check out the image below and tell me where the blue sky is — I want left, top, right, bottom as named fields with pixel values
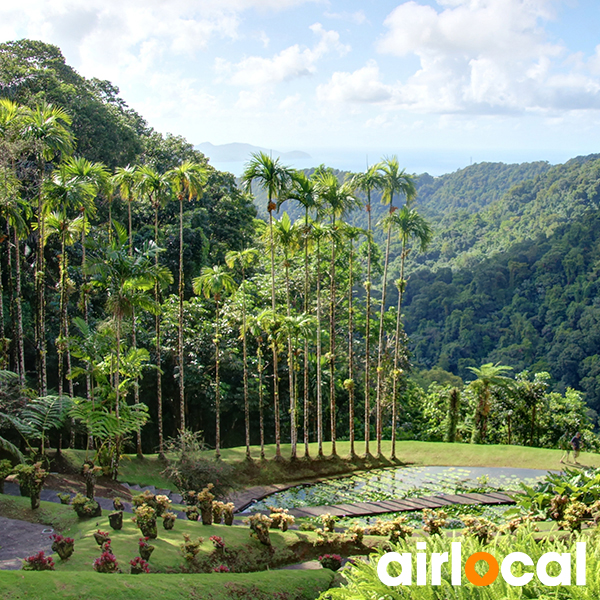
left=1, top=1, right=600, bottom=174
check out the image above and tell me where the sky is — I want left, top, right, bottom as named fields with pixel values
left=2, top=0, right=600, bottom=175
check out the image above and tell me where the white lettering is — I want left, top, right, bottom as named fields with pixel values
left=501, top=552, right=534, bottom=586
left=537, top=552, right=571, bottom=586
left=377, top=552, right=412, bottom=586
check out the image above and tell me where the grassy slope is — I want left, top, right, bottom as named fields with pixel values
left=64, top=441, right=598, bottom=491
left=0, top=570, right=335, bottom=600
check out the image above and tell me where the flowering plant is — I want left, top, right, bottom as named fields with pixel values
left=93, top=550, right=119, bottom=573
left=93, top=530, right=111, bottom=546
left=22, top=551, right=55, bottom=571
left=209, top=535, right=226, bottom=551
left=213, top=564, right=230, bottom=572
left=51, top=533, right=75, bottom=560
left=318, top=553, right=342, bottom=571
left=129, top=556, right=151, bottom=574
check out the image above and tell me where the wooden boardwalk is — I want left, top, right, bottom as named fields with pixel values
left=286, top=491, right=515, bottom=518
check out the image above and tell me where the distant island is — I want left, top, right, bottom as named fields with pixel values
left=196, top=141, right=312, bottom=163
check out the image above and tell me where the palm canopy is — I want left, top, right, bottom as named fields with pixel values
left=42, top=161, right=97, bottom=217
left=352, top=163, right=384, bottom=199
left=192, top=265, right=236, bottom=301
left=136, top=165, right=172, bottom=209
left=43, top=211, right=87, bottom=246
left=270, top=212, right=300, bottom=257
left=225, top=247, right=259, bottom=274
left=113, top=165, right=138, bottom=201
left=378, top=156, right=416, bottom=208
left=312, top=169, right=358, bottom=221
left=66, top=156, right=112, bottom=202
left=282, top=170, right=318, bottom=213
left=241, top=152, right=294, bottom=212
left=22, top=102, right=74, bottom=161
left=467, top=363, right=513, bottom=390
left=387, top=205, right=433, bottom=252
left=86, top=223, right=173, bottom=320
left=166, top=161, right=206, bottom=201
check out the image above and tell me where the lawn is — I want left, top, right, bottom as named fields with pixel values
left=57, top=440, right=596, bottom=491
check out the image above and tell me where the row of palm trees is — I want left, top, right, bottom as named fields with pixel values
left=1, top=97, right=435, bottom=461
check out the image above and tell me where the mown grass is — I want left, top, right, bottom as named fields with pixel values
left=59, top=441, right=596, bottom=491
left=0, top=569, right=335, bottom=600
left=0, top=495, right=79, bottom=532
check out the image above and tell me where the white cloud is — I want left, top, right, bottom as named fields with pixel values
left=368, top=0, right=600, bottom=114
left=216, top=22, right=350, bottom=87
left=317, top=60, right=394, bottom=104
left=323, top=10, right=367, bottom=24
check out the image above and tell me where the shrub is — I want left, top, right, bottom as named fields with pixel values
left=180, top=533, right=204, bottom=570
left=155, top=494, right=171, bottom=516
left=132, top=490, right=158, bottom=510
left=345, top=523, right=365, bottom=545
left=164, top=430, right=235, bottom=498
left=93, top=550, right=119, bottom=573
left=133, top=504, right=157, bottom=539
left=57, top=492, right=71, bottom=505
left=184, top=505, right=200, bottom=521
left=163, top=511, right=177, bottom=530
left=22, top=551, right=54, bottom=571
left=93, top=530, right=111, bottom=547
left=0, top=459, right=13, bottom=493
left=213, top=564, right=230, bottom=572
left=223, top=502, right=235, bottom=526
left=72, top=492, right=101, bottom=518
left=51, top=533, right=75, bottom=560
left=246, top=513, right=272, bottom=546
left=113, top=497, right=125, bottom=511
left=210, top=535, right=226, bottom=551
left=318, top=513, right=337, bottom=533
left=319, top=554, right=342, bottom=571
left=13, top=462, right=47, bottom=510
left=560, top=500, right=590, bottom=533
left=129, top=556, right=150, bottom=574
left=81, top=461, right=102, bottom=499
left=198, top=485, right=215, bottom=525
left=462, top=516, right=498, bottom=544
left=138, top=537, right=155, bottom=561
left=213, top=500, right=225, bottom=524
left=422, top=509, right=447, bottom=536
left=368, top=517, right=413, bottom=543
left=269, top=507, right=295, bottom=531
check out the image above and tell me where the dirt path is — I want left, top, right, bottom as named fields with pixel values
left=0, top=516, right=54, bottom=570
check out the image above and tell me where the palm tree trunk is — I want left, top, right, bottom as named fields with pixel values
left=329, top=226, right=337, bottom=457
left=58, top=235, right=66, bottom=399
left=316, top=237, right=323, bottom=458
left=178, top=195, right=186, bottom=432
left=82, top=223, right=94, bottom=451
left=6, top=222, right=16, bottom=374
left=115, top=315, right=121, bottom=420
left=390, top=241, right=407, bottom=459
left=303, top=211, right=310, bottom=458
left=13, top=226, right=25, bottom=385
left=364, top=199, right=372, bottom=456
left=376, top=199, right=395, bottom=457
left=154, top=205, right=164, bottom=459
left=215, top=298, right=221, bottom=459
left=242, top=278, right=251, bottom=460
left=258, top=345, right=265, bottom=460
left=348, top=235, right=355, bottom=458
left=36, top=160, right=47, bottom=397
left=268, top=207, right=281, bottom=460
left=0, top=235, right=6, bottom=370
left=285, top=260, right=297, bottom=460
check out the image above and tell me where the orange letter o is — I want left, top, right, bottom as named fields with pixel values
left=464, top=552, right=499, bottom=587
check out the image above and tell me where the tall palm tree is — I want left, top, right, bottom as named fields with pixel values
left=257, top=308, right=285, bottom=459
left=375, top=157, right=416, bottom=457
left=193, top=265, right=236, bottom=459
left=137, top=165, right=172, bottom=458
left=42, top=211, right=86, bottom=398
left=0, top=99, right=29, bottom=377
left=387, top=205, right=432, bottom=458
left=284, top=171, right=317, bottom=457
left=272, top=212, right=301, bottom=458
left=245, top=314, right=267, bottom=459
left=165, top=161, right=206, bottom=432
left=22, top=102, right=74, bottom=396
left=225, top=247, right=258, bottom=461
left=86, top=224, right=172, bottom=424
left=309, top=221, right=327, bottom=457
left=313, top=169, right=357, bottom=457
left=352, top=164, right=383, bottom=456
left=242, top=152, right=293, bottom=460
left=341, top=223, right=362, bottom=458
left=467, top=363, right=513, bottom=444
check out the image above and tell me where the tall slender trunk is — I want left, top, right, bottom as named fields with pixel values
left=348, top=235, right=355, bottom=457
left=178, top=195, right=185, bottom=432
left=215, top=297, right=221, bottom=459
left=364, top=198, right=372, bottom=456
left=6, top=222, right=16, bottom=374
left=316, top=237, right=323, bottom=458
left=82, top=222, right=94, bottom=451
left=115, top=315, right=121, bottom=420
left=375, top=196, right=395, bottom=456
left=258, top=344, right=265, bottom=460
left=36, top=158, right=47, bottom=397
left=285, top=259, right=296, bottom=460
left=57, top=234, right=66, bottom=399
left=242, top=277, right=250, bottom=460
left=13, top=226, right=25, bottom=385
left=329, top=224, right=337, bottom=457
left=268, top=207, right=281, bottom=459
left=0, top=233, right=6, bottom=370
left=391, top=242, right=407, bottom=460
left=303, top=212, right=310, bottom=458
left=154, top=205, right=164, bottom=458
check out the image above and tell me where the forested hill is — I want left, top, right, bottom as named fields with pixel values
left=398, top=154, right=600, bottom=414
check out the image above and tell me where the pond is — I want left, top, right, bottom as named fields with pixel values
left=244, top=466, right=551, bottom=513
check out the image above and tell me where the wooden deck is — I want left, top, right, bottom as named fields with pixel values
left=286, top=491, right=515, bottom=518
